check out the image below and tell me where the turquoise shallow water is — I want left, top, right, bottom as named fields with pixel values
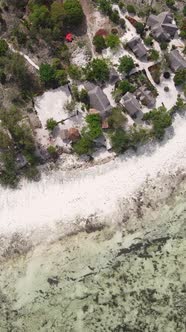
left=0, top=173, right=186, bottom=331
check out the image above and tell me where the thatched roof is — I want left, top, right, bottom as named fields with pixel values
left=147, top=11, right=177, bottom=41
left=168, top=50, right=186, bottom=72
left=121, top=92, right=141, bottom=116
left=128, top=37, right=147, bottom=59
left=84, top=83, right=112, bottom=118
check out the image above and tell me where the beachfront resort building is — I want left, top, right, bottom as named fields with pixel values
left=168, top=49, right=186, bottom=72
left=147, top=12, right=177, bottom=41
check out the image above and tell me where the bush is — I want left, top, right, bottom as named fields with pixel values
left=73, top=136, right=93, bottom=155
left=120, top=18, right=126, bottom=29
left=143, top=106, right=172, bottom=139
left=68, top=64, right=82, bottom=79
left=106, top=34, right=120, bottom=49
left=86, top=58, right=109, bottom=82
left=29, top=5, right=50, bottom=28
left=0, top=39, right=8, bottom=56
left=9, top=53, right=36, bottom=94
left=39, top=63, right=55, bottom=87
left=127, top=4, right=136, bottom=14
left=109, top=9, right=120, bottom=24
left=93, top=35, right=106, bottom=53
left=52, top=58, right=62, bottom=69
left=174, top=68, right=186, bottom=86
left=160, top=41, right=168, bottom=50
left=184, top=5, right=186, bottom=16
left=118, top=55, right=135, bottom=74
left=117, top=80, right=135, bottom=95
left=144, top=36, right=153, bottom=46
left=111, top=129, right=130, bottom=153
left=85, top=113, right=102, bottom=140
left=99, top=0, right=112, bottom=15
left=63, top=0, right=84, bottom=26
left=108, top=107, right=127, bottom=129
left=129, top=127, right=150, bottom=146
left=46, top=118, right=58, bottom=131
left=166, top=0, right=175, bottom=7
left=180, top=18, right=186, bottom=37
left=149, top=49, right=159, bottom=61
left=55, top=69, right=68, bottom=85
left=0, top=152, right=17, bottom=188
left=47, top=145, right=58, bottom=159
left=0, top=69, right=6, bottom=84
left=135, top=22, right=144, bottom=35
left=79, top=89, right=89, bottom=105
left=51, top=1, right=65, bottom=27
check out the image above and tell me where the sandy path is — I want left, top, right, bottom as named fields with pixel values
left=7, top=42, right=39, bottom=70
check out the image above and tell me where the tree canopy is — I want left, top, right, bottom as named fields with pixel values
left=118, top=56, right=135, bottom=75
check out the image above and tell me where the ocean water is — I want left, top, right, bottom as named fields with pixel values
left=0, top=172, right=185, bottom=332
left=0, top=114, right=186, bottom=331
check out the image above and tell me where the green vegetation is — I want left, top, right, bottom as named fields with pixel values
left=86, top=58, right=109, bottom=83
left=110, top=9, right=120, bottom=24
left=149, top=49, right=160, bottom=61
left=29, top=5, right=50, bottom=28
left=85, top=114, right=102, bottom=140
left=180, top=18, right=186, bottom=39
left=63, top=0, right=84, bottom=26
left=108, top=107, right=127, bottom=129
left=93, top=35, right=106, bottom=53
left=0, top=107, right=37, bottom=187
left=127, top=4, right=136, bottom=14
left=0, top=39, right=8, bottom=56
left=73, top=114, right=102, bottom=155
left=68, top=64, right=82, bottom=80
left=118, top=56, right=135, bottom=75
left=39, top=63, right=56, bottom=87
left=144, top=36, right=153, bottom=46
left=111, top=126, right=151, bottom=154
left=98, top=0, right=112, bottom=15
left=111, top=129, right=130, bottom=153
left=55, top=69, right=68, bottom=85
left=39, top=63, right=68, bottom=88
left=46, top=118, right=58, bottom=131
left=174, top=68, right=186, bottom=86
left=79, top=89, right=89, bottom=106
left=106, top=34, right=120, bottom=49
left=117, top=80, right=135, bottom=95
left=47, top=145, right=58, bottom=159
left=143, top=106, right=172, bottom=139
left=184, top=5, right=186, bottom=16
left=166, top=0, right=175, bottom=8
left=135, top=22, right=144, bottom=35
left=73, top=135, right=93, bottom=155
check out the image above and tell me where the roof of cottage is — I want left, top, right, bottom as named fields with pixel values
left=109, top=67, right=119, bottom=84
left=128, top=36, right=147, bottom=58
left=136, top=86, right=155, bottom=107
left=147, top=11, right=177, bottom=41
left=84, top=83, right=112, bottom=118
left=121, top=92, right=141, bottom=116
left=168, top=49, right=186, bottom=72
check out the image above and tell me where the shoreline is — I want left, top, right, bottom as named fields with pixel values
left=0, top=165, right=185, bottom=262
left=0, top=164, right=185, bottom=331
left=0, top=113, right=186, bottom=256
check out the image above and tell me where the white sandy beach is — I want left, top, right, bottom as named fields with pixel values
left=0, top=113, right=186, bottom=241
